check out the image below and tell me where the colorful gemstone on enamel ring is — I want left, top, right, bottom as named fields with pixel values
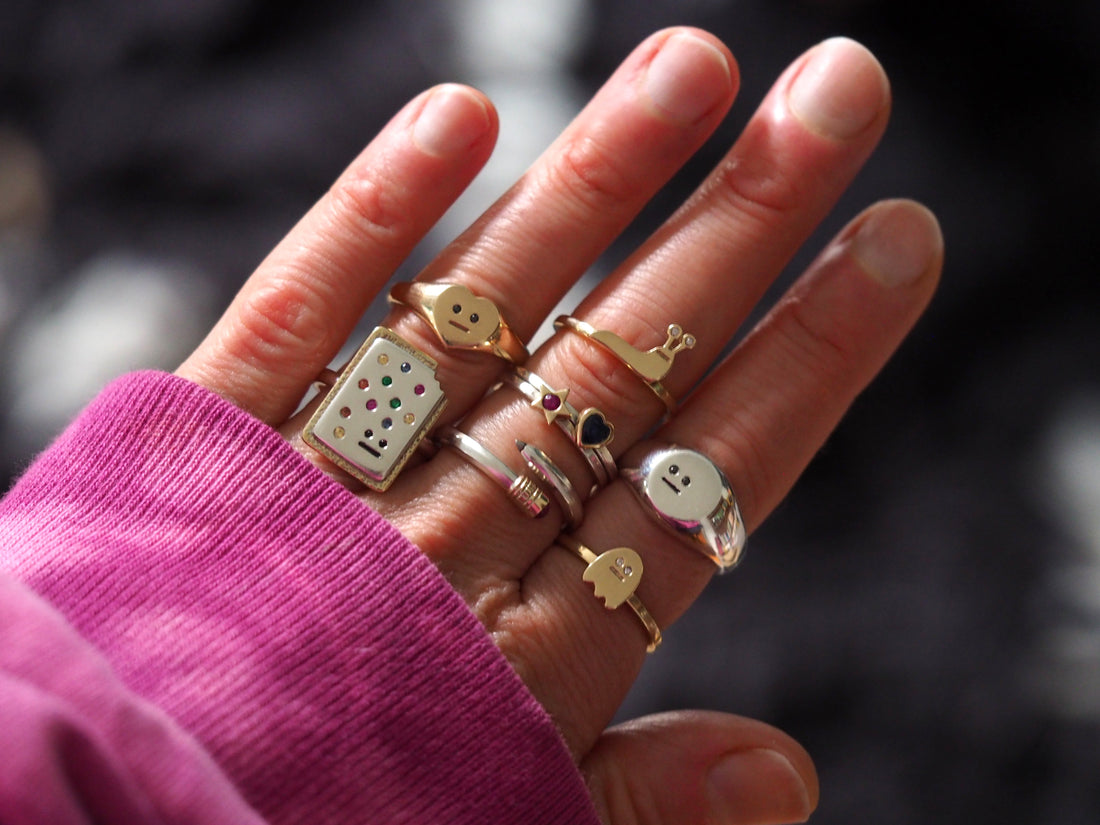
left=500, top=367, right=617, bottom=489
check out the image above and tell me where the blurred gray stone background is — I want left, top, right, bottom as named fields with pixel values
left=2, top=1, right=1098, bottom=822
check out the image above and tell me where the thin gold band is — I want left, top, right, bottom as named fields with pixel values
left=553, top=316, right=696, bottom=414
left=558, top=535, right=662, bottom=653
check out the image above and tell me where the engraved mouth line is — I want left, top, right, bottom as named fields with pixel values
left=661, top=477, right=681, bottom=495
left=358, top=441, right=382, bottom=458
left=447, top=320, right=470, bottom=332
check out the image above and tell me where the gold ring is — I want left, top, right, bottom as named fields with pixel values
left=500, top=367, right=617, bottom=489
left=553, top=316, right=696, bottom=414
left=389, top=282, right=529, bottom=363
left=303, top=326, right=448, bottom=491
left=558, top=535, right=662, bottom=653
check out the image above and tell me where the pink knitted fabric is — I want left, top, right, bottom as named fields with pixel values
left=0, top=371, right=600, bottom=824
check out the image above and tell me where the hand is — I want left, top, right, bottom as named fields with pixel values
left=177, top=28, right=941, bottom=825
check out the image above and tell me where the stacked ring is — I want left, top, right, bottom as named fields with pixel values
left=558, top=535, right=662, bottom=653
left=517, top=440, right=584, bottom=529
left=553, top=316, right=695, bottom=414
left=389, top=282, right=529, bottom=363
left=436, top=427, right=550, bottom=518
left=501, top=367, right=617, bottom=489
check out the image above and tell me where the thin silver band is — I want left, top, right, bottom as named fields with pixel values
left=436, top=427, right=549, bottom=518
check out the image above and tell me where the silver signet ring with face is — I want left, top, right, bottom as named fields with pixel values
left=623, top=445, right=746, bottom=571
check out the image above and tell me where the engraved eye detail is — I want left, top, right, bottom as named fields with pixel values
left=469, top=312, right=480, bottom=324
left=452, top=304, right=462, bottom=314
left=646, top=448, right=726, bottom=522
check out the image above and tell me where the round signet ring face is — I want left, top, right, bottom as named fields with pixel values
left=642, top=448, right=727, bottom=525
left=625, top=445, right=746, bottom=571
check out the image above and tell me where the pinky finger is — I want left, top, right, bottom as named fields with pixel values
left=687, top=197, right=943, bottom=530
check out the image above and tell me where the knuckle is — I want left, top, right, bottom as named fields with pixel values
left=588, top=765, right=661, bottom=825
left=778, top=292, right=857, bottom=375
left=714, top=148, right=811, bottom=226
left=553, top=333, right=656, bottom=425
left=544, top=134, right=638, bottom=216
left=325, top=172, right=413, bottom=248
left=230, top=276, right=334, bottom=365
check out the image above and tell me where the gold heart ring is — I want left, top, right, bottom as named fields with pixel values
left=389, top=282, right=529, bottom=363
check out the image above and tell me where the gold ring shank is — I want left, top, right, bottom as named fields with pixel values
left=558, top=535, right=662, bottom=653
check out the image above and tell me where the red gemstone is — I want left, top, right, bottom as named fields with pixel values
left=542, top=393, right=561, bottom=411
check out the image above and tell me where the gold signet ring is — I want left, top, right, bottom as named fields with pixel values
left=389, top=282, right=529, bottom=364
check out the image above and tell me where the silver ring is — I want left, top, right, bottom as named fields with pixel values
left=622, top=444, right=746, bottom=571
left=516, top=439, right=584, bottom=529
left=436, top=427, right=550, bottom=518
left=500, top=367, right=617, bottom=488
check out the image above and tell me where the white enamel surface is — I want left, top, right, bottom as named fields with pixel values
left=310, top=330, right=444, bottom=486
left=643, top=447, right=726, bottom=524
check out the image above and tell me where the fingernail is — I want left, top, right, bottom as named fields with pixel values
left=787, top=37, right=889, bottom=139
left=644, top=31, right=732, bottom=124
left=706, top=749, right=813, bottom=825
left=850, top=199, right=943, bottom=288
left=413, top=84, right=492, bottom=158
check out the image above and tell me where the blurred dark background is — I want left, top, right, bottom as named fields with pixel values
left=2, top=1, right=1098, bottom=822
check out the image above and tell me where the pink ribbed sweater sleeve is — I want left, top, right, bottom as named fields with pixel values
left=0, top=371, right=600, bottom=825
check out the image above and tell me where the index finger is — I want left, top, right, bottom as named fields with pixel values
left=176, top=84, right=498, bottom=423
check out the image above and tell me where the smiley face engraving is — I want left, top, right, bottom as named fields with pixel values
left=435, top=285, right=502, bottom=349
left=644, top=447, right=726, bottom=525
left=582, top=547, right=644, bottom=610
left=625, top=444, right=747, bottom=570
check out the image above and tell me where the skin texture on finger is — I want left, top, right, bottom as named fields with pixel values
left=501, top=199, right=943, bottom=755
left=397, top=37, right=892, bottom=589
left=583, top=711, right=817, bottom=825
left=176, top=84, right=499, bottom=424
